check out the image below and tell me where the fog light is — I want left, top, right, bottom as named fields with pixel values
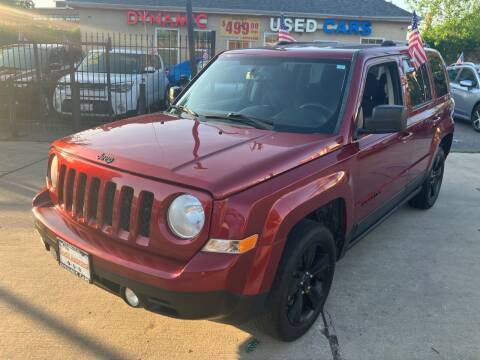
left=124, top=288, right=140, bottom=307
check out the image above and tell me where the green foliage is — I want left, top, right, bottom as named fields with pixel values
left=0, top=0, right=35, bottom=8
left=407, top=0, right=480, bottom=63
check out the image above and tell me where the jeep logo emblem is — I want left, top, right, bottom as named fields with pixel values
left=97, top=153, right=115, bottom=164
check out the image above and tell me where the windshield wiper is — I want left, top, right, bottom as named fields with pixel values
left=169, top=104, right=199, bottom=118
left=204, top=112, right=274, bottom=130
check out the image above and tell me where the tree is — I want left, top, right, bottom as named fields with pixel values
left=407, top=0, right=480, bottom=62
left=0, top=0, right=34, bottom=7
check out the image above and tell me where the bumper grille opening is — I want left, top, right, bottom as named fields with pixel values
left=88, top=177, right=100, bottom=221
left=65, top=169, right=76, bottom=212
left=76, top=173, right=87, bottom=216
left=120, top=186, right=134, bottom=231
left=139, top=191, right=154, bottom=237
left=58, top=165, right=66, bottom=203
left=103, top=182, right=116, bottom=226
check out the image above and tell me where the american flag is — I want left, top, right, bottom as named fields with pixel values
left=278, top=15, right=296, bottom=43
left=408, top=11, right=427, bottom=69
left=456, top=52, right=464, bottom=65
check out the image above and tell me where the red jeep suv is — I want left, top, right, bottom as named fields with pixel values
left=33, top=43, right=454, bottom=341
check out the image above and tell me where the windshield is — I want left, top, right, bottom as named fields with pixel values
left=77, top=52, right=160, bottom=74
left=0, top=46, right=48, bottom=70
left=175, top=55, right=350, bottom=133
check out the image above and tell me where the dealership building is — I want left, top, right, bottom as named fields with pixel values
left=66, top=0, right=411, bottom=62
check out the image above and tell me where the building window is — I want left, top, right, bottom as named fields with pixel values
left=227, top=39, right=250, bottom=50
left=361, top=37, right=384, bottom=45
left=156, top=28, right=179, bottom=66
left=264, top=32, right=278, bottom=46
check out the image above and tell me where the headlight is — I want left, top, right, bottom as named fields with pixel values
left=48, top=155, right=59, bottom=189
left=167, top=194, right=205, bottom=239
left=111, top=82, right=133, bottom=93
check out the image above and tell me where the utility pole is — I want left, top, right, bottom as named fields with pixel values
left=186, top=0, right=197, bottom=78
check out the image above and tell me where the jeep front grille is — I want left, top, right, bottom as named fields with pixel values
left=56, top=166, right=153, bottom=240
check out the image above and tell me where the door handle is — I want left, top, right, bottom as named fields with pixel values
left=399, top=131, right=413, bottom=142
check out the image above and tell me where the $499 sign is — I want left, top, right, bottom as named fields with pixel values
left=220, top=17, right=261, bottom=41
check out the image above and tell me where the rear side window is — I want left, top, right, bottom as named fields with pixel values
left=428, top=53, right=449, bottom=97
left=448, top=68, right=460, bottom=83
left=457, top=68, right=478, bottom=87
left=402, top=59, right=432, bottom=107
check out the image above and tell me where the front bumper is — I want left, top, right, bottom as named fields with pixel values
left=33, top=191, right=267, bottom=324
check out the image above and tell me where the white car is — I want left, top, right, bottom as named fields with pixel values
left=54, top=48, right=169, bottom=117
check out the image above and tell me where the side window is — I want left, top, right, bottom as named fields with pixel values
left=457, top=68, right=478, bottom=87
left=428, top=53, right=449, bottom=97
left=358, top=62, right=402, bottom=127
left=402, top=59, right=432, bottom=107
left=448, top=68, right=460, bottom=83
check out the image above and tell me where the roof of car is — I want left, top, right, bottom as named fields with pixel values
left=223, top=42, right=413, bottom=59
left=88, top=48, right=153, bottom=55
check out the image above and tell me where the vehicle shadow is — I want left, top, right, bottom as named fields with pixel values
left=0, top=285, right=126, bottom=359
left=234, top=319, right=331, bottom=360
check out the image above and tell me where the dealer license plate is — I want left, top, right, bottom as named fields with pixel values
left=80, top=103, right=93, bottom=112
left=58, top=239, right=91, bottom=283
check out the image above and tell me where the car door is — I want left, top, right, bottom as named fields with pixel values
left=353, top=58, right=413, bottom=231
left=451, top=67, right=480, bottom=118
left=447, top=66, right=462, bottom=117
left=400, top=56, right=437, bottom=185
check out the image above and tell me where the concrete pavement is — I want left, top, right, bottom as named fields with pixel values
left=0, top=141, right=479, bottom=360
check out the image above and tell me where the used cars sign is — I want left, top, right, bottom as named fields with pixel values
left=270, top=17, right=372, bottom=36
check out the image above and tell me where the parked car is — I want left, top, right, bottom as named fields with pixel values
left=166, top=58, right=207, bottom=86
left=0, top=43, right=82, bottom=117
left=448, top=63, right=480, bottom=131
left=33, top=43, right=454, bottom=341
left=53, top=48, right=169, bottom=117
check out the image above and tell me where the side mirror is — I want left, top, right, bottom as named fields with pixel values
left=144, top=66, right=156, bottom=73
left=169, top=86, right=182, bottom=104
left=459, top=79, right=474, bottom=88
left=361, top=105, right=407, bottom=134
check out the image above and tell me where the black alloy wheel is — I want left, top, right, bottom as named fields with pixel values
left=409, top=148, right=446, bottom=209
left=256, top=220, right=336, bottom=341
left=286, top=244, right=331, bottom=326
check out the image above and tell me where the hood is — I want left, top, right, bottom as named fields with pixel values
left=0, top=68, right=36, bottom=82
left=53, top=114, right=343, bottom=199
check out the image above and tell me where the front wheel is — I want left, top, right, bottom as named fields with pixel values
left=472, top=104, right=480, bottom=132
left=256, top=220, right=336, bottom=341
left=409, top=148, right=445, bottom=209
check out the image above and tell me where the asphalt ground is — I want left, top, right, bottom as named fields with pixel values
left=0, top=140, right=479, bottom=360
left=452, top=118, right=480, bottom=152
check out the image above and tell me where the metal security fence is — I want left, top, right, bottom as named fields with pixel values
left=0, top=31, right=215, bottom=141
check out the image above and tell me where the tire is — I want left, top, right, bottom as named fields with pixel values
left=409, top=148, right=445, bottom=209
left=472, top=103, right=480, bottom=132
left=256, top=219, right=336, bottom=341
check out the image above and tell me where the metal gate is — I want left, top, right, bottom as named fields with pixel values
left=0, top=31, right=215, bottom=141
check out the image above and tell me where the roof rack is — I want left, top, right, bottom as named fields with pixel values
left=272, top=39, right=406, bottom=50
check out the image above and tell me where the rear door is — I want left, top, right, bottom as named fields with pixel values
left=400, top=57, right=437, bottom=186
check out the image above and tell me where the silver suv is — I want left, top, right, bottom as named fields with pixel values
left=448, top=63, right=480, bottom=132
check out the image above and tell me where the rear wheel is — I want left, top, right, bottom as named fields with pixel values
left=256, top=220, right=336, bottom=341
left=409, top=148, right=445, bottom=209
left=472, top=104, right=480, bottom=132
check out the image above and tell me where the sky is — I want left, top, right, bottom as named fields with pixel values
left=34, top=0, right=412, bottom=10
